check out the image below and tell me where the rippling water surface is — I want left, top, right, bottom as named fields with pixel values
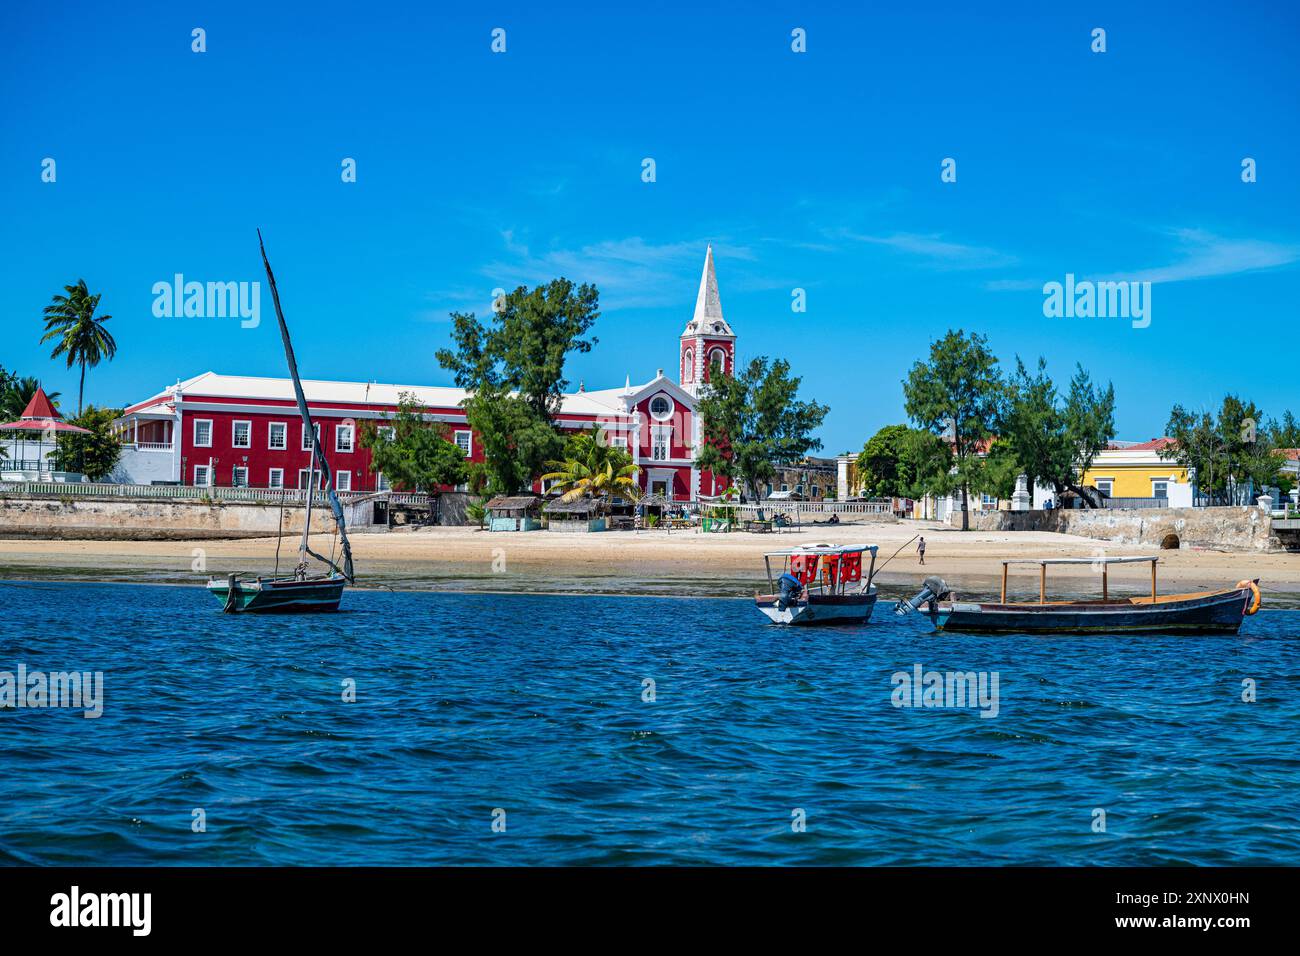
left=1, top=581, right=1297, bottom=865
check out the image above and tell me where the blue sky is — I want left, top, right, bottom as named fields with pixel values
left=2, top=0, right=1297, bottom=453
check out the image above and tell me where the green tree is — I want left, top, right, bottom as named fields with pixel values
left=856, top=424, right=911, bottom=498
left=466, top=497, right=489, bottom=530
left=359, top=391, right=468, bottom=493
left=898, top=427, right=957, bottom=501
left=1163, top=395, right=1287, bottom=504
left=856, top=423, right=955, bottom=500
left=1268, top=410, right=1300, bottom=449
left=462, top=384, right=562, bottom=495
left=53, top=406, right=123, bottom=480
left=969, top=438, right=1022, bottom=503
left=903, top=330, right=1004, bottom=529
left=434, top=279, right=599, bottom=492
left=41, top=279, right=117, bottom=415
left=1001, top=358, right=1115, bottom=507
left=695, top=356, right=829, bottom=501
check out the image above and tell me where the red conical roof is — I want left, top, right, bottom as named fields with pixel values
left=20, top=387, right=60, bottom=420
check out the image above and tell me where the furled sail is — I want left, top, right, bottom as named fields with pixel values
left=257, top=230, right=355, bottom=583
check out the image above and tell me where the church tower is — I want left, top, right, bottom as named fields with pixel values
left=679, top=245, right=736, bottom=396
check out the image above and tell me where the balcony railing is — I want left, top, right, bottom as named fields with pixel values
left=121, top=442, right=174, bottom=452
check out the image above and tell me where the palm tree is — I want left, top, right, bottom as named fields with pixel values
left=41, top=279, right=116, bottom=415
left=541, top=426, right=642, bottom=506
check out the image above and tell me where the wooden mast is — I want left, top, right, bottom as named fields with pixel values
left=258, top=230, right=355, bottom=583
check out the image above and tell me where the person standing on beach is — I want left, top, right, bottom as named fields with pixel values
left=917, top=536, right=926, bottom=565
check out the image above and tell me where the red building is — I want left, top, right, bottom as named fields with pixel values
left=114, top=247, right=737, bottom=501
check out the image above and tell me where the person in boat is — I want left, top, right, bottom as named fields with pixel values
left=776, top=571, right=804, bottom=609
left=917, top=536, right=926, bottom=565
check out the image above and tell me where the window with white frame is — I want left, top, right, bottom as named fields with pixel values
left=453, top=429, right=472, bottom=457
left=649, top=394, right=673, bottom=421
left=708, top=347, right=727, bottom=373
left=232, top=420, right=251, bottom=448
left=981, top=493, right=996, bottom=506
left=376, top=472, right=389, bottom=491
left=1152, top=480, right=1168, bottom=499
left=193, top=419, right=212, bottom=447
left=335, top=470, right=351, bottom=491
left=651, top=425, right=671, bottom=461
left=682, top=348, right=694, bottom=382
left=1095, top=479, right=1113, bottom=497
left=298, top=468, right=321, bottom=490
left=232, top=466, right=248, bottom=487
left=193, top=464, right=211, bottom=486
left=336, top=423, right=354, bottom=453
left=301, top=423, right=320, bottom=451
left=268, top=422, right=287, bottom=450
left=268, top=468, right=284, bottom=489
left=378, top=425, right=396, bottom=443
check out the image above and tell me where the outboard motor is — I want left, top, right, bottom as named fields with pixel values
left=895, top=576, right=949, bottom=617
left=776, top=572, right=804, bottom=610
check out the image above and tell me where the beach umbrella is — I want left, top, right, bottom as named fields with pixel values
left=0, top=387, right=90, bottom=473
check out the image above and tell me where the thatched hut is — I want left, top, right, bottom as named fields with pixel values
left=485, top=495, right=542, bottom=531
left=544, top=497, right=606, bottom=532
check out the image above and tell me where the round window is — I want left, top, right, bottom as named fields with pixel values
left=649, top=395, right=673, bottom=420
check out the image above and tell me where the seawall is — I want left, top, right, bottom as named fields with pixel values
left=952, top=505, right=1278, bottom=552
left=0, top=495, right=348, bottom=541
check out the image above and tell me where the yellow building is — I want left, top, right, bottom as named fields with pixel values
left=1079, top=439, right=1193, bottom=506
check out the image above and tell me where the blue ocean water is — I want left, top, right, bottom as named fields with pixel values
left=1, top=581, right=1297, bottom=866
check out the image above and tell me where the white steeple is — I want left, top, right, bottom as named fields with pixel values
left=682, top=245, right=734, bottom=338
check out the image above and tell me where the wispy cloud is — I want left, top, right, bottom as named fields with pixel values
left=479, top=233, right=753, bottom=310
left=985, top=227, right=1300, bottom=293
left=1103, top=228, right=1300, bottom=284
left=830, top=229, right=1019, bottom=270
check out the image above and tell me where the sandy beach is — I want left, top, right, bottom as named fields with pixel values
left=2, top=518, right=1295, bottom=605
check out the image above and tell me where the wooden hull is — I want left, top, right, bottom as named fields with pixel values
left=933, top=587, right=1251, bottom=635
left=206, top=576, right=345, bottom=613
left=756, top=590, right=877, bottom=626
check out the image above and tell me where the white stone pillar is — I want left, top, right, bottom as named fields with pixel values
left=1011, top=474, right=1031, bottom=512
left=836, top=455, right=853, bottom=500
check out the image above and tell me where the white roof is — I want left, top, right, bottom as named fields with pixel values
left=128, top=370, right=677, bottom=419
left=765, top=544, right=878, bottom=557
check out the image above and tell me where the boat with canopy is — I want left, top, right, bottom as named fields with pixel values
left=204, top=232, right=356, bottom=613
left=895, top=556, right=1260, bottom=634
left=754, top=543, right=879, bottom=625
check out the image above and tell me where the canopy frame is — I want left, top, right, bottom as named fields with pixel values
left=999, top=556, right=1160, bottom=604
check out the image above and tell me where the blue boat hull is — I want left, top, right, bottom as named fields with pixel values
left=933, top=587, right=1251, bottom=635
left=207, top=576, right=346, bottom=613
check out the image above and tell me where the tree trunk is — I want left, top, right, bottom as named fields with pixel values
left=1064, top=480, right=1102, bottom=508
left=78, top=360, right=86, bottom=416
left=960, top=481, right=969, bottom=530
